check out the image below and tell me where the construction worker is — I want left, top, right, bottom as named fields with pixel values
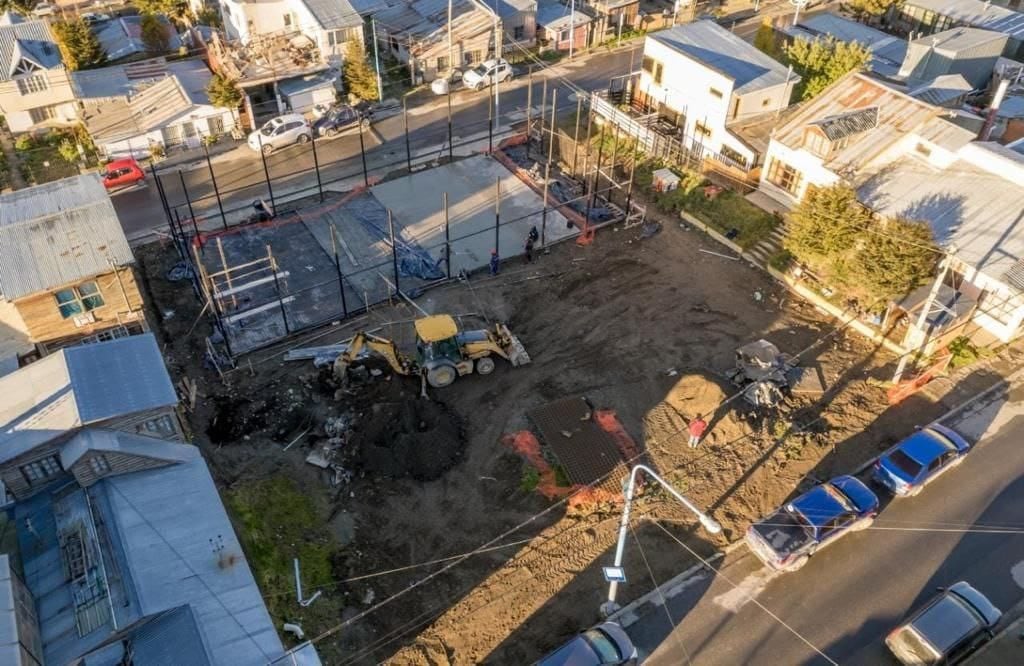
left=528, top=226, right=539, bottom=244
left=489, top=250, right=500, bottom=276
left=524, top=235, right=535, bottom=263
left=688, top=414, right=708, bottom=449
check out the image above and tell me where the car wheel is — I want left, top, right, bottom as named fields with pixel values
left=325, top=127, right=338, bottom=138
left=475, top=356, right=496, bottom=375
left=297, top=134, right=310, bottom=144
left=262, top=143, right=275, bottom=156
left=474, top=82, right=484, bottom=91
left=426, top=364, right=458, bottom=388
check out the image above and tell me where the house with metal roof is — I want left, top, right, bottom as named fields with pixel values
left=631, top=20, right=798, bottom=170
left=536, top=0, right=593, bottom=52
left=78, top=58, right=238, bottom=159
left=497, top=0, right=537, bottom=49
left=220, top=0, right=363, bottom=67
left=889, top=0, right=1024, bottom=60
left=898, top=27, right=1008, bottom=88
left=0, top=16, right=78, bottom=133
left=784, top=13, right=909, bottom=79
left=94, top=14, right=184, bottom=62
left=0, top=174, right=147, bottom=361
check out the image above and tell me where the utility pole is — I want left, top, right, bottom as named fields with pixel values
left=569, top=0, right=575, bottom=59
left=892, top=252, right=954, bottom=383
left=448, top=0, right=454, bottom=74
left=372, top=19, right=383, bottom=102
left=601, top=465, right=721, bottom=617
left=492, top=0, right=501, bottom=119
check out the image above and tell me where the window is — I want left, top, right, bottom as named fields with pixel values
left=694, top=121, right=712, bottom=138
left=709, top=87, right=723, bottom=99
left=182, top=121, right=197, bottom=139
left=762, top=97, right=772, bottom=107
left=89, top=455, right=111, bottom=476
left=16, top=74, right=48, bottom=95
left=207, top=115, right=225, bottom=136
left=21, top=456, right=62, bottom=484
left=803, top=130, right=829, bottom=157
left=283, top=12, right=292, bottom=27
left=55, top=281, right=104, bottom=319
left=436, top=55, right=449, bottom=71
left=641, top=56, right=663, bottom=84
left=559, top=29, right=570, bottom=42
left=139, top=413, right=178, bottom=438
left=513, top=25, right=524, bottom=40
left=465, top=50, right=481, bottom=64
left=28, top=105, right=57, bottom=124
left=767, top=158, right=802, bottom=195
left=327, top=28, right=358, bottom=47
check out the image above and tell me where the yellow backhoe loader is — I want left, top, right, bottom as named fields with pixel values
left=334, top=314, right=531, bottom=388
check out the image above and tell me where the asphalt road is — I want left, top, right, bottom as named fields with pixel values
left=626, top=384, right=1024, bottom=665
left=110, top=45, right=642, bottom=241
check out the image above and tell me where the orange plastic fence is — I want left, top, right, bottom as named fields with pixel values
left=887, top=350, right=953, bottom=405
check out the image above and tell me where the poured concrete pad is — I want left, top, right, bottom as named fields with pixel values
left=371, top=155, right=577, bottom=275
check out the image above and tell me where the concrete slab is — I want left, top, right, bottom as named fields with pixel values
left=371, top=155, right=577, bottom=275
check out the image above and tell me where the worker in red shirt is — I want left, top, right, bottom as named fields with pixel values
left=688, top=414, right=708, bottom=449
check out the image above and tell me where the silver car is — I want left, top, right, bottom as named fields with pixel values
left=247, top=114, right=311, bottom=155
left=536, top=622, right=638, bottom=665
left=886, top=582, right=1001, bottom=664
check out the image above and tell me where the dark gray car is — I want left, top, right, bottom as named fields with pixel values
left=536, top=621, right=638, bottom=665
left=886, top=581, right=1001, bottom=664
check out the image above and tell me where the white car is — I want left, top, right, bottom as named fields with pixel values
left=247, top=114, right=311, bottom=155
left=461, top=58, right=512, bottom=91
left=430, top=69, right=462, bottom=95
left=32, top=2, right=55, bottom=16
left=81, top=12, right=112, bottom=25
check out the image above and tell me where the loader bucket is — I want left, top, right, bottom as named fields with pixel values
left=497, top=323, right=531, bottom=367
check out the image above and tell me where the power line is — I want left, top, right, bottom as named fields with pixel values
left=648, top=518, right=840, bottom=666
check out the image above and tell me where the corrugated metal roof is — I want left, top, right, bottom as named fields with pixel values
left=900, top=27, right=1007, bottom=87
left=59, top=429, right=193, bottom=470
left=536, top=0, right=591, bottom=29
left=303, top=0, right=363, bottom=29
left=130, top=606, right=212, bottom=665
left=0, top=333, right=178, bottom=464
left=0, top=18, right=61, bottom=81
left=651, top=20, right=794, bottom=95
left=103, top=446, right=285, bottom=664
left=0, top=173, right=134, bottom=299
left=903, top=0, right=1024, bottom=40
left=95, top=16, right=183, bottom=62
left=909, top=25, right=1008, bottom=52
left=909, top=73, right=973, bottom=106
left=810, top=106, right=879, bottom=140
left=82, top=72, right=203, bottom=144
left=773, top=72, right=945, bottom=176
left=858, top=148, right=1024, bottom=282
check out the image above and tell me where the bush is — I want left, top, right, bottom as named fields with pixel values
left=14, top=135, right=34, bottom=151
left=769, top=249, right=795, bottom=272
left=58, top=139, right=79, bottom=163
left=520, top=467, right=540, bottom=493
left=948, top=336, right=987, bottom=370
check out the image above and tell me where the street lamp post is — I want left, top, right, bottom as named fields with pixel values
left=600, top=465, right=721, bottom=617
left=790, top=0, right=810, bottom=27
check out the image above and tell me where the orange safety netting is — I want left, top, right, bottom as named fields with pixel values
left=887, top=350, right=953, bottom=405
left=501, top=429, right=627, bottom=510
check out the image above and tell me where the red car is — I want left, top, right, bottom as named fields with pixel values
left=102, top=158, right=145, bottom=190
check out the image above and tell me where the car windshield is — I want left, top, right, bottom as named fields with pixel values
left=583, top=629, right=621, bottom=662
left=259, top=124, right=276, bottom=136
left=472, top=64, right=488, bottom=75
left=888, top=449, right=923, bottom=477
left=821, top=484, right=855, bottom=512
left=888, top=626, right=942, bottom=664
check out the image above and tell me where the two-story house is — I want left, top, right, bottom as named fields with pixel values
left=634, top=20, right=798, bottom=170
left=220, top=0, right=364, bottom=66
left=0, top=333, right=319, bottom=665
left=0, top=173, right=147, bottom=361
left=0, top=15, right=78, bottom=133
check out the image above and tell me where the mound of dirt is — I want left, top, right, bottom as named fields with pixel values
left=642, top=372, right=749, bottom=473
left=350, top=398, right=465, bottom=481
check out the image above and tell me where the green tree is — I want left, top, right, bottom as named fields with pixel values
left=844, top=0, right=899, bottom=21
left=850, top=216, right=938, bottom=300
left=134, top=0, right=191, bottom=22
left=342, top=38, right=379, bottom=102
left=206, top=73, right=243, bottom=109
left=52, top=19, right=106, bottom=71
left=785, top=184, right=872, bottom=261
left=753, top=19, right=779, bottom=59
left=140, top=13, right=171, bottom=54
left=785, top=37, right=872, bottom=100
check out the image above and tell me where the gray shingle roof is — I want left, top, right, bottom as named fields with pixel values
left=0, top=333, right=178, bottom=464
left=303, top=0, right=363, bottom=29
left=0, top=174, right=134, bottom=299
left=650, top=20, right=794, bottom=95
left=0, top=18, right=61, bottom=81
left=810, top=106, right=880, bottom=140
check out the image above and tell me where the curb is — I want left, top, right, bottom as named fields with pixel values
left=851, top=364, right=1024, bottom=476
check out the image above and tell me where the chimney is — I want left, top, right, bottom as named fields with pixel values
left=979, top=78, right=1010, bottom=141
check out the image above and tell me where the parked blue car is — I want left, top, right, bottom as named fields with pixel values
left=745, top=475, right=879, bottom=572
left=873, top=424, right=971, bottom=497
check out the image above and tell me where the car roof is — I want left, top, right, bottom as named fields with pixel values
left=271, top=114, right=306, bottom=124
left=896, top=429, right=956, bottom=465
left=910, top=592, right=985, bottom=653
left=828, top=475, right=878, bottom=512
left=791, top=485, right=848, bottom=528
left=106, top=158, right=138, bottom=169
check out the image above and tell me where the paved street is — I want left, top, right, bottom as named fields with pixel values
left=111, top=45, right=642, bottom=241
left=624, top=383, right=1024, bottom=664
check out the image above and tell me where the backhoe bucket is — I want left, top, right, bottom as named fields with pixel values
left=497, top=323, right=531, bottom=367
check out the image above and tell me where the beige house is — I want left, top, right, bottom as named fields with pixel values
left=0, top=14, right=77, bottom=133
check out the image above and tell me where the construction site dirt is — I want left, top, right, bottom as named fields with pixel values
left=136, top=197, right=957, bottom=665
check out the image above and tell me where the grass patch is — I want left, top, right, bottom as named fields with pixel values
left=553, top=465, right=571, bottom=487
left=520, top=466, right=541, bottom=493
left=14, top=128, right=94, bottom=186
left=948, top=336, right=989, bottom=370
left=226, top=474, right=342, bottom=658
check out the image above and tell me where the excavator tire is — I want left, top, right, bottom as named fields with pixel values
left=475, top=357, right=496, bottom=375
left=426, top=364, right=458, bottom=388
